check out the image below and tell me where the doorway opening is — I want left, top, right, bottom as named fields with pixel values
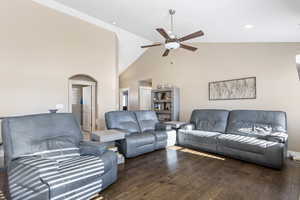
left=68, top=74, right=97, bottom=133
left=138, top=79, right=152, bottom=110
left=120, top=88, right=129, bottom=111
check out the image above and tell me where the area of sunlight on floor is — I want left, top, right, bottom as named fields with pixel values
left=167, top=146, right=226, bottom=161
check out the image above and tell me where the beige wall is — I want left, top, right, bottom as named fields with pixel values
left=120, top=43, right=300, bottom=151
left=0, top=0, right=118, bottom=129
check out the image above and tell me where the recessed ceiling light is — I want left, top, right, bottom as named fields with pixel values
left=244, top=24, right=254, bottom=29
left=112, top=21, right=117, bottom=25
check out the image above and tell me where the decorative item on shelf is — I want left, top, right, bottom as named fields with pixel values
left=49, top=104, right=64, bottom=113
left=157, top=83, right=173, bottom=89
left=49, top=109, right=58, bottom=113
left=165, top=92, right=171, bottom=100
left=165, top=103, right=171, bottom=111
left=157, top=93, right=162, bottom=100
left=163, top=83, right=173, bottom=89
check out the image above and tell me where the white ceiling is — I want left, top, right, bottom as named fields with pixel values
left=54, top=0, right=300, bottom=43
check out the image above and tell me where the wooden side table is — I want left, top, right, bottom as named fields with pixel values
left=91, top=129, right=126, bottom=164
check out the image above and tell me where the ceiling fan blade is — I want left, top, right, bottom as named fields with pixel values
left=178, top=30, right=204, bottom=42
left=162, top=49, right=170, bottom=57
left=141, top=43, right=162, bottom=48
left=180, top=44, right=198, bottom=51
left=156, top=28, right=171, bottom=40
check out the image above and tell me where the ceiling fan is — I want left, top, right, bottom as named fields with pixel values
left=141, top=9, right=204, bottom=57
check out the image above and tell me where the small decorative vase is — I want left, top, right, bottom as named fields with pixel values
left=157, top=93, right=162, bottom=100
left=49, top=109, right=58, bottom=113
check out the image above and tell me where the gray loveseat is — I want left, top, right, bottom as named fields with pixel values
left=2, top=113, right=117, bottom=200
left=178, top=109, right=288, bottom=169
left=105, top=111, right=176, bottom=158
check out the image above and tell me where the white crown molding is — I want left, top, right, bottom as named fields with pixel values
left=32, top=0, right=151, bottom=74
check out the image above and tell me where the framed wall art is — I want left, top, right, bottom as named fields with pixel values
left=209, top=77, right=256, bottom=100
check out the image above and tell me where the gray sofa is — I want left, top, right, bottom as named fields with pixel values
left=105, top=111, right=176, bottom=158
left=2, top=113, right=117, bottom=200
left=178, top=109, right=288, bottom=169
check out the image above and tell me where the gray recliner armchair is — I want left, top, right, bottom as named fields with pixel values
left=2, top=113, right=117, bottom=200
left=105, top=111, right=176, bottom=158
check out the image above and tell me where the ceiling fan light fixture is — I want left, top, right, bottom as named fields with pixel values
left=140, top=9, right=203, bottom=56
left=165, top=42, right=180, bottom=50
left=244, top=24, right=254, bottom=29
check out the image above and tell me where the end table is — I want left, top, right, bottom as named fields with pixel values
left=91, top=129, right=126, bottom=164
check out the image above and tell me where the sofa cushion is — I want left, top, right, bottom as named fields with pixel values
left=226, top=110, right=287, bottom=137
left=145, top=130, right=168, bottom=141
left=44, top=155, right=104, bottom=199
left=181, top=130, right=221, bottom=144
left=125, top=133, right=156, bottom=147
left=190, top=109, right=229, bottom=133
left=134, top=111, right=159, bottom=132
left=105, top=111, right=140, bottom=133
left=217, top=134, right=278, bottom=154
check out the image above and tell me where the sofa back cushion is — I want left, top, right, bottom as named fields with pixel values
left=190, top=109, right=230, bottom=133
left=134, top=111, right=159, bottom=132
left=1, top=113, right=82, bottom=166
left=105, top=111, right=140, bottom=133
left=226, top=110, right=287, bottom=137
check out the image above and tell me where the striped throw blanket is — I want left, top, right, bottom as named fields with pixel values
left=8, top=148, right=104, bottom=200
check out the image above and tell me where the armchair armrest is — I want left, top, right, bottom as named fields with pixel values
left=9, top=156, right=59, bottom=186
left=155, top=123, right=173, bottom=131
left=179, top=123, right=195, bottom=131
left=79, top=141, right=108, bottom=156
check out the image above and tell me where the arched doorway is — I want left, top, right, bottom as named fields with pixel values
left=68, top=74, right=97, bottom=133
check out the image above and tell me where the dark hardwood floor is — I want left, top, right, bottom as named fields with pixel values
left=1, top=146, right=300, bottom=200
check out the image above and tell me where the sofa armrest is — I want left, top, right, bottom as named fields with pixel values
left=179, top=123, right=195, bottom=131
left=79, top=141, right=108, bottom=156
left=155, top=123, right=173, bottom=131
left=263, top=132, right=288, bottom=143
left=9, top=156, right=59, bottom=186
left=109, top=128, right=132, bottom=136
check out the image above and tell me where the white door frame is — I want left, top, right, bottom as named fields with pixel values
left=68, top=80, right=97, bottom=131
left=119, top=88, right=130, bottom=110
left=138, top=86, right=152, bottom=110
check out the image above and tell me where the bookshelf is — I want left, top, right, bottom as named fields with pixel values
left=151, top=87, right=180, bottom=122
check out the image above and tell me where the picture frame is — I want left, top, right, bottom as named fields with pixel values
left=209, top=77, right=256, bottom=100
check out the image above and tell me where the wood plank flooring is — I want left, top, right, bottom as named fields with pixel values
left=1, top=146, right=300, bottom=200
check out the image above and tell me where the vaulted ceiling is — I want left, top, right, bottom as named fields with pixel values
left=54, top=0, right=300, bottom=42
